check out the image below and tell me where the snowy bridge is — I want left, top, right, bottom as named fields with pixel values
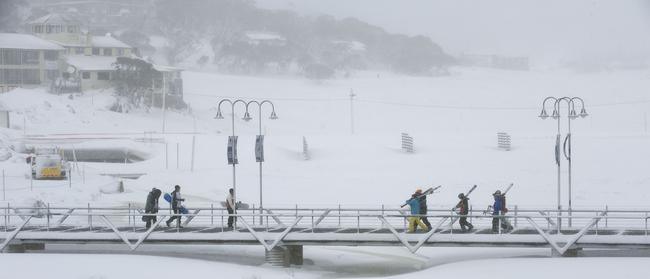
left=2, top=206, right=650, bottom=265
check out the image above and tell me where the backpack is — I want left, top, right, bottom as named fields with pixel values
left=501, top=195, right=508, bottom=213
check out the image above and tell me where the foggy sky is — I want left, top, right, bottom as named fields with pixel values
left=257, top=0, right=650, bottom=65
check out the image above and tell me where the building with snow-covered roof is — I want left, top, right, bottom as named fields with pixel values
left=0, top=33, right=66, bottom=93
left=243, top=31, right=287, bottom=46
left=65, top=55, right=117, bottom=91
left=30, top=14, right=133, bottom=57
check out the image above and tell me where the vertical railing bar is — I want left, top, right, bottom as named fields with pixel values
left=46, top=203, right=50, bottom=231
left=357, top=210, right=360, bottom=233
left=311, top=209, right=314, bottom=233
left=605, top=205, right=608, bottom=228
left=88, top=203, right=92, bottom=231
left=221, top=208, right=224, bottom=232
left=514, top=205, right=518, bottom=228
left=210, top=203, right=214, bottom=226
left=338, top=204, right=341, bottom=228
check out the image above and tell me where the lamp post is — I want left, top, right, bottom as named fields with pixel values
left=215, top=99, right=248, bottom=225
left=539, top=97, right=588, bottom=229
left=243, top=100, right=278, bottom=224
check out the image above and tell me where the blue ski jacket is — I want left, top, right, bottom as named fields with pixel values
left=493, top=196, right=502, bottom=215
left=406, top=198, right=420, bottom=215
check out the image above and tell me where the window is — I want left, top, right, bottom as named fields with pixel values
left=1, top=69, right=22, bottom=84
left=44, top=51, right=58, bottom=61
left=22, top=50, right=39, bottom=65
left=82, top=72, right=90, bottom=79
left=76, top=47, right=85, bottom=55
left=33, top=25, right=43, bottom=33
left=92, top=48, right=100, bottom=55
left=22, top=69, right=40, bottom=84
left=97, top=72, right=110, bottom=80
left=103, top=48, right=112, bottom=56
left=67, top=25, right=77, bottom=33
left=2, top=49, right=21, bottom=65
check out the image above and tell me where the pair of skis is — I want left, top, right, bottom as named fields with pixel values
left=400, top=185, right=442, bottom=207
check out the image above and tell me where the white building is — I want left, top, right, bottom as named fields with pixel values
left=0, top=33, right=66, bottom=93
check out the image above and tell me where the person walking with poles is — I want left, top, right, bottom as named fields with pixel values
left=226, top=188, right=236, bottom=229
left=166, top=185, right=185, bottom=228
left=455, top=193, right=474, bottom=232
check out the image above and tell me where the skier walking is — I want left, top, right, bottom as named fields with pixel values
left=454, top=193, right=474, bottom=232
left=143, top=188, right=161, bottom=229
left=415, top=188, right=432, bottom=231
left=226, top=188, right=236, bottom=229
left=166, top=185, right=185, bottom=228
left=490, top=190, right=512, bottom=233
left=405, top=194, right=428, bottom=233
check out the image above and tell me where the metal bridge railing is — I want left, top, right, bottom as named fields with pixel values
left=2, top=205, right=650, bottom=255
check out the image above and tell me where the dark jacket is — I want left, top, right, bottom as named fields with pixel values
left=455, top=198, right=469, bottom=215
left=416, top=194, right=428, bottom=214
left=145, top=189, right=161, bottom=213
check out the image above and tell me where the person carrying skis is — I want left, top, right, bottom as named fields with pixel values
left=414, top=188, right=432, bottom=231
left=226, top=188, right=236, bottom=229
left=455, top=193, right=474, bottom=232
left=405, top=193, right=428, bottom=233
left=491, top=190, right=512, bottom=232
left=143, top=188, right=161, bottom=229
left=166, top=185, right=185, bottom=228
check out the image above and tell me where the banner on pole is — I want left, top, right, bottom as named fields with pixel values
left=227, top=136, right=238, bottom=165
left=255, top=135, right=264, bottom=162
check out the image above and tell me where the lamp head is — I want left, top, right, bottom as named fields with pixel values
left=242, top=112, right=252, bottom=122
left=215, top=110, right=224, bottom=119
left=538, top=109, right=549, bottom=119
left=569, top=109, right=578, bottom=120
left=551, top=109, right=560, bottom=120
left=579, top=108, right=588, bottom=118
left=269, top=111, right=278, bottom=120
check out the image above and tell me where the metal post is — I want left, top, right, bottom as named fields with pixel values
left=30, top=167, right=33, bottom=191
left=258, top=110, right=263, bottom=225
left=338, top=204, right=341, bottom=227
left=68, top=166, right=72, bottom=188
left=556, top=109, right=562, bottom=233
left=514, top=205, right=518, bottom=228
left=605, top=205, right=608, bottom=228
left=46, top=203, right=50, bottom=231
left=567, top=116, right=572, bottom=228
left=88, top=203, right=92, bottom=230
left=231, top=108, right=237, bottom=228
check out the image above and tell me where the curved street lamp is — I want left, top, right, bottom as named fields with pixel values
left=215, top=98, right=248, bottom=227
left=244, top=100, right=278, bottom=223
left=539, top=96, right=588, bottom=229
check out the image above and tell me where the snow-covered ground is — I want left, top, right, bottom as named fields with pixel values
left=1, top=67, right=650, bottom=277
